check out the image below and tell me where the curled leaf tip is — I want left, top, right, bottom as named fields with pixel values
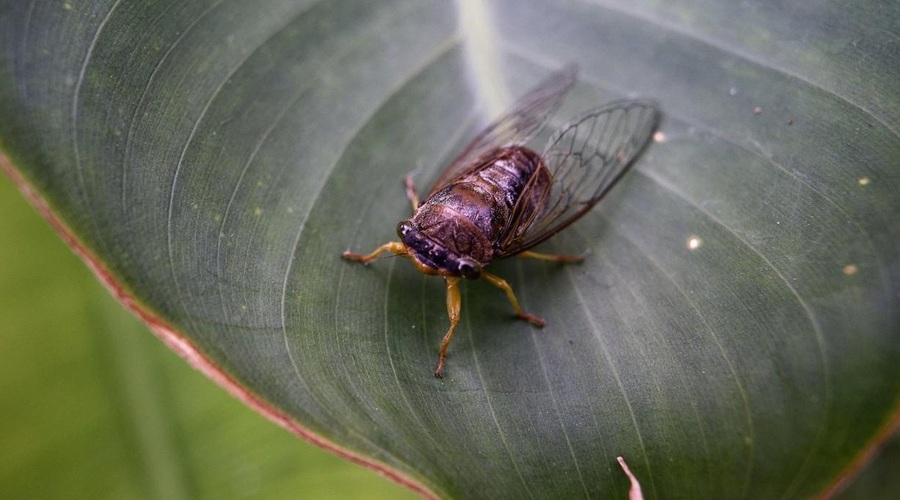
left=617, top=456, right=644, bottom=500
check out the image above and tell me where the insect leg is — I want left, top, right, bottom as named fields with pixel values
left=434, top=276, right=461, bottom=378
left=404, top=175, right=420, bottom=211
left=519, top=250, right=584, bottom=264
left=341, top=241, right=407, bottom=264
left=480, top=271, right=545, bottom=327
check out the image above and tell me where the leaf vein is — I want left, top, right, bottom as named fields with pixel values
left=71, top=0, right=123, bottom=250
left=563, top=263, right=658, bottom=498
left=636, top=166, right=833, bottom=492
left=121, top=1, right=224, bottom=216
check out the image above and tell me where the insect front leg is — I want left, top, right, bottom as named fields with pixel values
left=342, top=241, right=407, bottom=264
left=404, top=175, right=420, bottom=212
left=434, top=276, right=461, bottom=378
left=480, top=271, right=545, bottom=327
left=518, top=250, right=585, bottom=264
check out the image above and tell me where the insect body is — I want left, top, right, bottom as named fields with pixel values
left=343, top=65, right=660, bottom=377
left=398, top=145, right=549, bottom=280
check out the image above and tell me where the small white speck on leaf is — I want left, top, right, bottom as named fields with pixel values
left=687, top=236, right=702, bottom=251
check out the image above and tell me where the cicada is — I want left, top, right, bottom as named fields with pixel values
left=343, top=65, right=660, bottom=377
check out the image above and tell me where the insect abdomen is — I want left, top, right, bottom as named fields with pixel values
left=432, top=146, right=544, bottom=242
left=472, top=146, right=550, bottom=246
left=473, top=146, right=541, bottom=209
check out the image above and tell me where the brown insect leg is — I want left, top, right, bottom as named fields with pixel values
left=480, top=271, right=546, bottom=327
left=341, top=241, right=407, bottom=264
left=434, top=276, right=461, bottom=378
left=519, top=250, right=584, bottom=264
left=404, top=175, right=420, bottom=212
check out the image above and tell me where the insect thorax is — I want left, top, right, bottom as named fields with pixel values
left=398, top=146, right=548, bottom=277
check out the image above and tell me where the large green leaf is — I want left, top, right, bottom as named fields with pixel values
left=1, top=0, right=898, bottom=497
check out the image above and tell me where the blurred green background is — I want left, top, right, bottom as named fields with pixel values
left=1, top=172, right=897, bottom=497
left=0, top=176, right=414, bottom=499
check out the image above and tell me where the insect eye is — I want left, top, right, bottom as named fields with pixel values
left=458, top=260, right=481, bottom=279
left=396, top=221, right=413, bottom=238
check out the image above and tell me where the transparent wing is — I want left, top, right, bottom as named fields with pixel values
left=496, top=99, right=661, bottom=257
left=427, top=64, right=577, bottom=196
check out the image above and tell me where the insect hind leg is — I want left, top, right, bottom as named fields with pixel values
left=518, top=250, right=584, bottom=264
left=480, top=271, right=545, bottom=327
left=434, top=277, right=461, bottom=378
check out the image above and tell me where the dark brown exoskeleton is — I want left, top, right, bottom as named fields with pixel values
left=343, top=65, right=661, bottom=377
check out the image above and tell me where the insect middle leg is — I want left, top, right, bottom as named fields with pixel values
left=480, top=271, right=545, bottom=327
left=435, top=276, right=461, bottom=378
